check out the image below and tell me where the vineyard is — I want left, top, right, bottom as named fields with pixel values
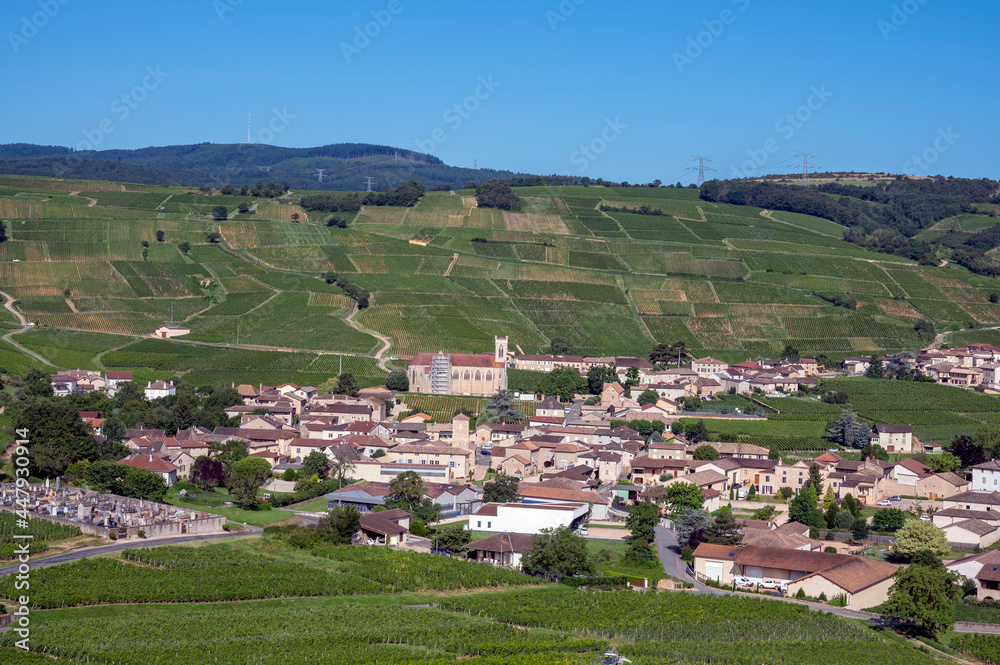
left=0, top=511, right=82, bottom=559
left=953, top=634, right=1000, bottom=664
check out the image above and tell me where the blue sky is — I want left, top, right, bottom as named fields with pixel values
left=2, top=0, right=997, bottom=183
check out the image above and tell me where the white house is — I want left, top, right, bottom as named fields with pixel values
left=144, top=380, right=176, bottom=400
left=972, top=460, right=1000, bottom=492
left=871, top=424, right=913, bottom=454
left=470, top=501, right=587, bottom=535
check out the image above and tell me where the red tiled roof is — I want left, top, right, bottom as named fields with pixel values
left=409, top=352, right=498, bottom=368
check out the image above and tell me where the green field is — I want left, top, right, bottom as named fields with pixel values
left=4, top=178, right=1000, bottom=379
left=0, top=537, right=948, bottom=665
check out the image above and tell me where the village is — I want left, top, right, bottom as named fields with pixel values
left=20, top=335, right=1000, bottom=614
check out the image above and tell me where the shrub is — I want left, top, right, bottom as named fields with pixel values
left=680, top=546, right=694, bottom=563
left=137, top=530, right=146, bottom=538
left=410, top=520, right=427, bottom=537
left=824, top=546, right=838, bottom=554
left=282, top=469, right=297, bottom=481
left=795, top=587, right=806, bottom=599
left=818, top=592, right=828, bottom=602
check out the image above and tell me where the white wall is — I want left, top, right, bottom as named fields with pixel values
left=471, top=503, right=587, bottom=534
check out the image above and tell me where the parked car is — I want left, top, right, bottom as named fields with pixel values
left=479, top=449, right=490, bottom=456
left=920, top=515, right=931, bottom=521
left=580, top=527, right=589, bottom=536
left=733, top=576, right=754, bottom=587
left=760, top=580, right=788, bottom=593
left=889, top=496, right=901, bottom=502
left=430, top=547, right=453, bottom=557
left=877, top=499, right=892, bottom=506
left=827, top=448, right=839, bottom=453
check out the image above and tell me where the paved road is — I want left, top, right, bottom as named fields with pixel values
left=0, top=527, right=261, bottom=576
left=0, top=290, right=54, bottom=366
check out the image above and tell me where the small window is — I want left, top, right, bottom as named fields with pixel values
left=477, top=521, right=481, bottom=528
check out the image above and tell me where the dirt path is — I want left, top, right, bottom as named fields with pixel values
left=344, top=302, right=393, bottom=371
left=65, top=298, right=78, bottom=313
left=0, top=290, right=55, bottom=366
left=443, top=252, right=459, bottom=277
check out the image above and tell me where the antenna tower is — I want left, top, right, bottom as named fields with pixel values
left=686, top=155, right=717, bottom=186
left=247, top=113, right=251, bottom=144
left=795, top=152, right=817, bottom=185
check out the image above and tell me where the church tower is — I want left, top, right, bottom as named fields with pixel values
left=494, top=336, right=509, bottom=365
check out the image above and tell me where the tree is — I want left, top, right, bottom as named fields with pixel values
left=85, top=460, right=126, bottom=494
left=301, top=451, right=332, bottom=479
left=881, top=551, right=962, bottom=636
left=335, top=372, right=359, bottom=397
left=851, top=516, right=869, bottom=541
left=210, top=439, right=248, bottom=470
left=205, top=231, right=222, bottom=243
left=781, top=343, right=800, bottom=361
left=521, top=526, right=594, bottom=580
left=752, top=505, right=776, bottom=521
left=483, top=474, right=520, bottom=503
left=865, top=357, right=884, bottom=379
left=625, top=501, right=660, bottom=545
left=227, top=455, right=273, bottom=509
left=860, top=443, right=888, bottom=461
left=316, top=506, right=360, bottom=545
left=484, top=390, right=524, bottom=423
left=434, top=523, right=471, bottom=551
left=190, top=456, right=227, bottom=491
left=672, top=508, right=710, bottom=548
left=950, top=435, right=986, bottom=467
left=804, top=463, right=824, bottom=496
left=17, top=398, right=97, bottom=477
left=537, top=366, right=587, bottom=401
left=822, top=486, right=837, bottom=511
left=586, top=364, right=616, bottom=394
left=788, top=485, right=825, bottom=529
left=102, top=416, right=126, bottom=443
left=702, top=509, right=744, bottom=546
left=914, top=318, right=935, bottom=339
left=973, top=425, right=1000, bottom=460
left=212, top=205, right=229, bottom=220
left=871, top=507, right=907, bottom=531
left=172, top=395, right=194, bottom=431
left=385, top=471, right=439, bottom=522
left=649, top=341, right=687, bottom=367
left=237, top=202, right=250, bottom=214
left=892, top=520, right=950, bottom=559
left=663, top=482, right=704, bottom=514
left=834, top=510, right=856, bottom=530
left=155, top=230, right=165, bottom=242
left=826, top=410, right=866, bottom=447
left=328, top=446, right=357, bottom=492
left=291, top=212, right=300, bottom=222
left=841, top=494, right=862, bottom=519
left=692, top=444, right=719, bottom=461
left=914, top=452, right=961, bottom=474
left=549, top=338, right=574, bottom=355
left=122, top=467, right=167, bottom=502
left=385, top=369, right=409, bottom=392
left=688, top=420, right=709, bottom=444
left=624, top=366, right=640, bottom=388
left=637, top=389, right=658, bottom=406
left=178, top=241, right=190, bottom=253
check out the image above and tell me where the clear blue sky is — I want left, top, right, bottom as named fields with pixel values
left=2, top=0, right=997, bottom=183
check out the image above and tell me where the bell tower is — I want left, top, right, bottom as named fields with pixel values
left=494, top=336, right=508, bottom=365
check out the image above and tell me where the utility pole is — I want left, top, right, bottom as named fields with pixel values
left=687, top=156, right=717, bottom=186
left=795, top=152, right=817, bottom=185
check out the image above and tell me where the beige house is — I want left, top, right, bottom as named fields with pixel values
left=691, top=357, right=728, bottom=377
left=871, top=424, right=913, bottom=454
left=386, top=443, right=472, bottom=479
left=153, top=324, right=190, bottom=338
left=915, top=472, right=969, bottom=501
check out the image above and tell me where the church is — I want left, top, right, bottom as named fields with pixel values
left=407, top=337, right=509, bottom=396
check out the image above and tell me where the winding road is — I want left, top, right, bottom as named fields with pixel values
left=0, top=290, right=54, bottom=367
left=344, top=302, right=393, bottom=371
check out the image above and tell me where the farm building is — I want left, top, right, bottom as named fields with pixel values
left=153, top=324, right=190, bottom=338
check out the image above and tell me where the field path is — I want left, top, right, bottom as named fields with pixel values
left=227, top=200, right=262, bottom=220
left=443, top=252, right=459, bottom=277
left=344, top=302, right=392, bottom=371
left=0, top=290, right=55, bottom=367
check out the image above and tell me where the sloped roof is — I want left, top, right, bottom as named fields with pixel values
left=410, top=352, right=498, bottom=368
left=947, top=519, right=997, bottom=537
left=466, top=532, right=535, bottom=554
left=117, top=454, right=178, bottom=473
left=519, top=485, right=608, bottom=505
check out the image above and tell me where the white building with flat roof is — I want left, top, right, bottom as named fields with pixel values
left=469, top=501, right=587, bottom=534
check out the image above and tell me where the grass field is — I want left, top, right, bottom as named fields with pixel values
left=3, top=177, right=1000, bottom=377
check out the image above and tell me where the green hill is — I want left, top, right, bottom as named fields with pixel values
left=2, top=172, right=1000, bottom=387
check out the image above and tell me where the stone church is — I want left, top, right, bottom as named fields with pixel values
left=407, top=337, right=509, bottom=396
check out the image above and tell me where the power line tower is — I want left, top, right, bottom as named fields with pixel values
left=247, top=113, right=251, bottom=144
left=315, top=169, right=325, bottom=183
left=686, top=155, right=717, bottom=186
left=473, top=159, right=478, bottom=170
left=795, top=152, right=817, bottom=185
left=364, top=176, right=375, bottom=192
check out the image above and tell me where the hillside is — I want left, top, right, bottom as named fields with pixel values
left=3, top=173, right=1000, bottom=389
left=0, top=142, right=529, bottom=192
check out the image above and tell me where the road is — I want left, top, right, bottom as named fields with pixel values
left=0, top=290, right=54, bottom=366
left=344, top=302, right=393, bottom=371
left=652, top=526, right=1000, bottom=633
left=0, top=527, right=262, bottom=576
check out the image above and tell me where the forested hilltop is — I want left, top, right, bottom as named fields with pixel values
left=700, top=176, right=1000, bottom=275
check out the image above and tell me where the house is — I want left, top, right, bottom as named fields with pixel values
left=690, top=441, right=769, bottom=460
left=692, top=543, right=897, bottom=610
left=663, top=469, right=728, bottom=495
left=357, top=510, right=410, bottom=547
left=385, top=444, right=472, bottom=480
left=153, top=325, right=190, bottom=338
left=327, top=481, right=481, bottom=517
left=871, top=424, right=913, bottom=454
left=536, top=395, right=564, bottom=417
left=972, top=460, right=1000, bottom=492
left=518, top=485, right=610, bottom=520
left=888, top=457, right=933, bottom=490
left=943, top=490, right=1000, bottom=513
left=915, top=472, right=969, bottom=501
left=105, top=371, right=133, bottom=387
left=601, top=382, right=626, bottom=406
left=464, top=532, right=535, bottom=568
left=948, top=551, right=1000, bottom=601
left=941, top=519, right=1000, bottom=549
left=470, top=501, right=588, bottom=534
left=117, top=454, right=179, bottom=486
left=629, top=456, right=688, bottom=485
left=144, top=380, right=176, bottom=400
left=691, top=357, right=728, bottom=377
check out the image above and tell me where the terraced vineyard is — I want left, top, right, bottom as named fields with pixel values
left=3, top=175, right=1000, bottom=386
